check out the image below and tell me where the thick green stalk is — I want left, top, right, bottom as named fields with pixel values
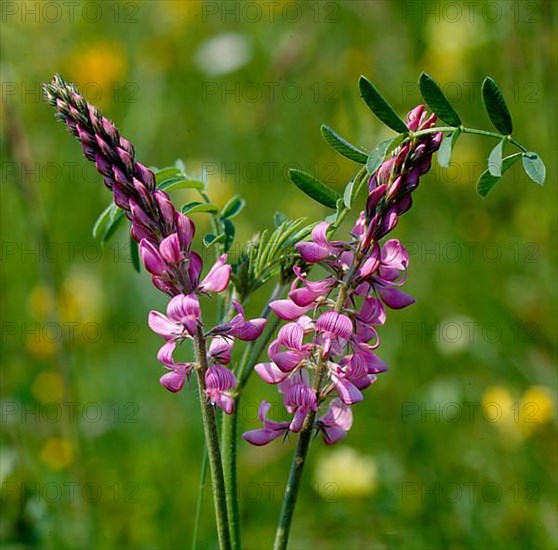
left=221, top=283, right=286, bottom=549
left=273, top=283, right=348, bottom=550
left=194, top=326, right=232, bottom=550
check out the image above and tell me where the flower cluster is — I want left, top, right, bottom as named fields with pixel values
left=44, top=75, right=266, bottom=411
left=244, top=105, right=442, bottom=445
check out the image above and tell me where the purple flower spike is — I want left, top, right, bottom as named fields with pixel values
left=205, top=365, right=236, bottom=414
left=249, top=105, right=441, bottom=446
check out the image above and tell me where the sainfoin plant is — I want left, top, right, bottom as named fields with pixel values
left=44, top=72, right=545, bottom=549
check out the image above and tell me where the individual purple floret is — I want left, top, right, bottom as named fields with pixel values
left=244, top=105, right=441, bottom=444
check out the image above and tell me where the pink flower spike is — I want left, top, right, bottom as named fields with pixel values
left=205, top=365, right=236, bottom=414
left=159, top=233, right=184, bottom=264
left=199, top=254, right=232, bottom=293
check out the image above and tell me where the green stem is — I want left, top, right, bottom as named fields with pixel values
left=194, top=326, right=232, bottom=550
left=411, top=126, right=527, bottom=152
left=192, top=447, right=208, bottom=550
left=220, top=282, right=287, bottom=550
left=273, top=283, right=349, bottom=550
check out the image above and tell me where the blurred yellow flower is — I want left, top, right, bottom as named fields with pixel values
left=40, top=437, right=74, bottom=470
left=27, top=284, right=55, bottom=319
left=482, top=385, right=555, bottom=443
left=314, top=446, right=377, bottom=497
left=31, top=371, right=64, bottom=404
left=520, top=386, right=555, bottom=436
left=25, top=336, right=57, bottom=358
left=60, top=268, right=105, bottom=326
left=66, top=41, right=127, bottom=105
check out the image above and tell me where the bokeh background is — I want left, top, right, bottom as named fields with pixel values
left=1, top=1, right=557, bottom=548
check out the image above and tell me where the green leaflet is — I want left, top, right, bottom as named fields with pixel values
left=418, top=72, right=462, bottom=127
left=437, top=130, right=461, bottom=168
left=181, top=202, right=219, bottom=214
left=129, top=235, right=140, bottom=273
left=92, top=202, right=126, bottom=244
left=522, top=152, right=546, bottom=185
left=476, top=153, right=522, bottom=197
left=221, top=195, right=246, bottom=219
left=320, top=124, right=368, bottom=164
left=488, top=139, right=505, bottom=177
left=366, top=138, right=396, bottom=175
left=289, top=169, right=341, bottom=209
left=358, top=76, right=408, bottom=134
left=482, top=77, right=513, bottom=135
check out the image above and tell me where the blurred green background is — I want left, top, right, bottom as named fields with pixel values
left=1, top=1, right=557, bottom=548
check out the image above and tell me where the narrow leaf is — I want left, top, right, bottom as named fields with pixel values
left=419, top=72, right=462, bottom=127
left=289, top=169, right=341, bottom=209
left=366, top=138, right=395, bottom=175
left=154, top=167, right=182, bottom=183
left=320, top=124, right=368, bottom=163
left=158, top=177, right=205, bottom=191
left=203, top=233, right=226, bottom=247
left=92, top=202, right=117, bottom=240
left=273, top=211, right=288, bottom=228
left=476, top=153, right=522, bottom=197
left=92, top=202, right=126, bottom=245
left=488, top=139, right=505, bottom=177
left=221, top=195, right=246, bottom=219
left=437, top=130, right=461, bottom=168
left=358, top=76, right=409, bottom=134
left=482, top=77, right=513, bottom=135
left=522, top=152, right=546, bottom=185
left=223, top=219, right=235, bottom=252
left=343, top=179, right=355, bottom=208
left=181, top=202, right=219, bottom=215
left=130, top=235, right=140, bottom=273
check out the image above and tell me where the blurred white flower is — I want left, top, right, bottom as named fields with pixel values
left=194, top=33, right=252, bottom=76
